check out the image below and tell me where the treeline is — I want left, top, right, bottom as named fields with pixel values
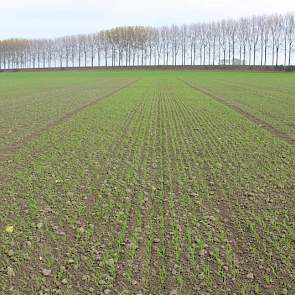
left=0, top=13, right=294, bottom=69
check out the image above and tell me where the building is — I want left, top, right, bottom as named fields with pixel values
left=219, top=58, right=245, bottom=65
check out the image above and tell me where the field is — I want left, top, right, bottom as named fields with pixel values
left=0, top=70, right=294, bottom=295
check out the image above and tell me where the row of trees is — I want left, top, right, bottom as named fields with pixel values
left=0, top=13, right=294, bottom=69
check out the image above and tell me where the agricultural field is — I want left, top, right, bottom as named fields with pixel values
left=0, top=70, right=294, bottom=295
left=0, top=74, right=134, bottom=152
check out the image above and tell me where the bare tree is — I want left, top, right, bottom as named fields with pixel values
left=285, top=14, right=295, bottom=66
left=1, top=13, right=294, bottom=69
left=250, top=16, right=260, bottom=66
left=270, top=14, right=283, bottom=66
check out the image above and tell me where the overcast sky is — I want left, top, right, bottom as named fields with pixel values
left=1, top=0, right=294, bottom=40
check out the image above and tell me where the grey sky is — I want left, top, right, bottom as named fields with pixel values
left=1, top=0, right=294, bottom=40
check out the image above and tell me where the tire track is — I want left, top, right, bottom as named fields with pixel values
left=0, top=80, right=143, bottom=294
left=180, top=79, right=295, bottom=147
left=0, top=79, right=139, bottom=161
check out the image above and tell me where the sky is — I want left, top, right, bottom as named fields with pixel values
left=1, top=0, right=294, bottom=40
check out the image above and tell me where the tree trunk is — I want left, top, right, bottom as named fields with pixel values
left=264, top=41, right=267, bottom=65
left=288, top=42, right=292, bottom=66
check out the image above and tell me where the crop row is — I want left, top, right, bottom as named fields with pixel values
left=0, top=76, right=134, bottom=149
left=181, top=73, right=295, bottom=138
left=0, top=77, right=294, bottom=294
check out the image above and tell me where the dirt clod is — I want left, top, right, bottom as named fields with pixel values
left=7, top=267, right=15, bottom=277
left=246, top=273, right=254, bottom=280
left=42, top=269, right=52, bottom=277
